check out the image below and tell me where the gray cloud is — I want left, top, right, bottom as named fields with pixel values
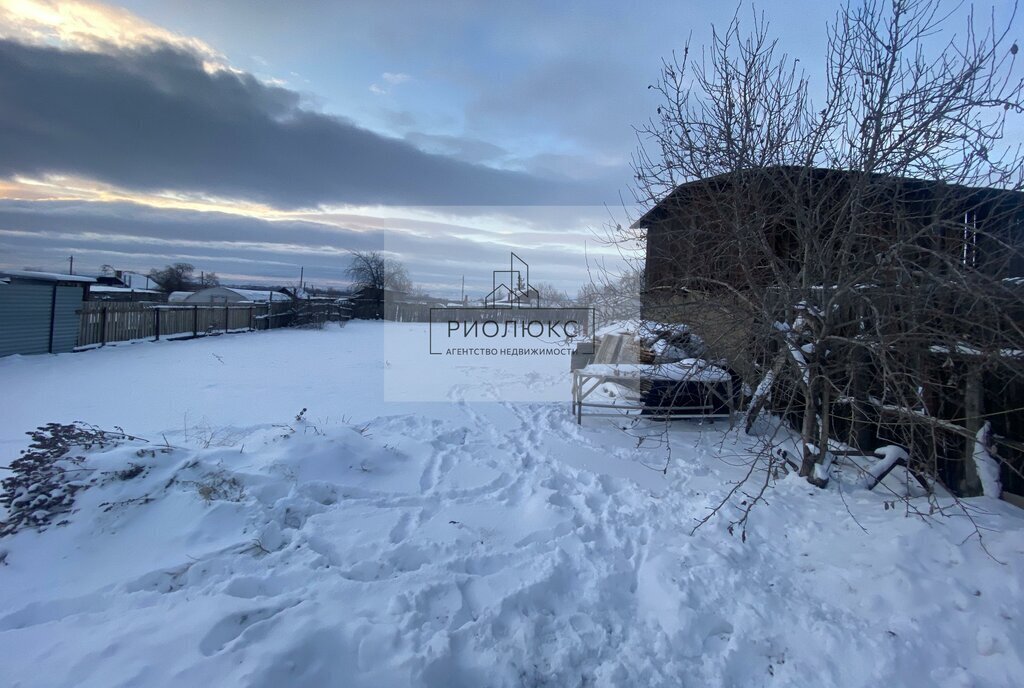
left=0, top=200, right=609, bottom=295
left=403, top=132, right=510, bottom=166
left=467, top=55, right=645, bottom=151
left=0, top=39, right=606, bottom=207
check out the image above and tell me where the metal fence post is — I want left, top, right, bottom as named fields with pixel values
left=154, top=308, right=161, bottom=340
left=100, top=306, right=108, bottom=346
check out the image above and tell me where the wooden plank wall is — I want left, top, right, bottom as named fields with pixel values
left=76, top=302, right=314, bottom=348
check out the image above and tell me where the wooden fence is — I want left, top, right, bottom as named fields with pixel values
left=77, top=300, right=345, bottom=348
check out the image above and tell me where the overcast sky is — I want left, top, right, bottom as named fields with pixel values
left=1, top=0, right=1010, bottom=296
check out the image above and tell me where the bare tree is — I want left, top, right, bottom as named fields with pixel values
left=626, top=0, right=1024, bottom=524
left=148, top=263, right=198, bottom=292
left=532, top=281, right=572, bottom=307
left=576, top=270, right=643, bottom=326
left=346, top=251, right=412, bottom=292
left=346, top=251, right=413, bottom=319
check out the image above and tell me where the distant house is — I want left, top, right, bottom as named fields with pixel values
left=87, top=285, right=165, bottom=302
left=349, top=286, right=396, bottom=320
left=87, top=276, right=165, bottom=302
left=167, top=287, right=293, bottom=304
left=282, top=286, right=312, bottom=300
left=348, top=286, right=444, bottom=321
left=0, top=270, right=94, bottom=356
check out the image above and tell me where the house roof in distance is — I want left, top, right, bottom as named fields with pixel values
left=0, top=269, right=96, bottom=284
left=218, top=287, right=293, bottom=302
left=631, top=165, right=1024, bottom=229
left=169, top=286, right=293, bottom=303
left=90, top=285, right=162, bottom=294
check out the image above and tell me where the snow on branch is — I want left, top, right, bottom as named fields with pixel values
left=973, top=422, right=1002, bottom=498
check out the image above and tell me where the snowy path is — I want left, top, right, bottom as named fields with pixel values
left=1, top=323, right=1022, bottom=687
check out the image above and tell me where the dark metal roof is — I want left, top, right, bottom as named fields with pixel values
left=630, top=166, right=1024, bottom=229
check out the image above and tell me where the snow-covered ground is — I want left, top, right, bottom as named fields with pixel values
left=1, top=322, right=1022, bottom=687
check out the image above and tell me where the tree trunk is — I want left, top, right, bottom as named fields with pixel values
left=960, top=366, right=983, bottom=496
left=798, top=377, right=818, bottom=478
left=808, top=383, right=831, bottom=487
left=744, top=350, right=787, bottom=433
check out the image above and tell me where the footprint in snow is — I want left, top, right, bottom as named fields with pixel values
left=198, top=600, right=299, bottom=656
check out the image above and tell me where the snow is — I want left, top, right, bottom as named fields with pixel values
left=1, top=322, right=1023, bottom=687
left=594, top=319, right=644, bottom=339
left=746, top=367, right=775, bottom=410
left=170, top=287, right=293, bottom=303
left=812, top=451, right=836, bottom=483
left=974, top=422, right=1003, bottom=498
left=88, top=285, right=162, bottom=295
left=581, top=359, right=732, bottom=383
left=0, top=269, right=95, bottom=283
left=219, top=288, right=293, bottom=302
left=864, top=445, right=910, bottom=488
left=594, top=319, right=690, bottom=342
left=930, top=343, right=1024, bottom=359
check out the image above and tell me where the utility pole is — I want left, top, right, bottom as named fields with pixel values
left=299, top=266, right=304, bottom=291
left=461, top=275, right=465, bottom=303
left=68, top=255, right=74, bottom=275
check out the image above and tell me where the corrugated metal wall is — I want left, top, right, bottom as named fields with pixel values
left=52, top=286, right=81, bottom=353
left=0, top=282, right=52, bottom=356
left=0, top=282, right=81, bottom=356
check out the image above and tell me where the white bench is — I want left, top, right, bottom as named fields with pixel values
left=570, top=335, right=736, bottom=424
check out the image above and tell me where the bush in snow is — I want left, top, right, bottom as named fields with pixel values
left=0, top=423, right=136, bottom=537
left=187, top=468, right=246, bottom=504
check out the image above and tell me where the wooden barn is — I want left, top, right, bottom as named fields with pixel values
left=633, top=166, right=1024, bottom=500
